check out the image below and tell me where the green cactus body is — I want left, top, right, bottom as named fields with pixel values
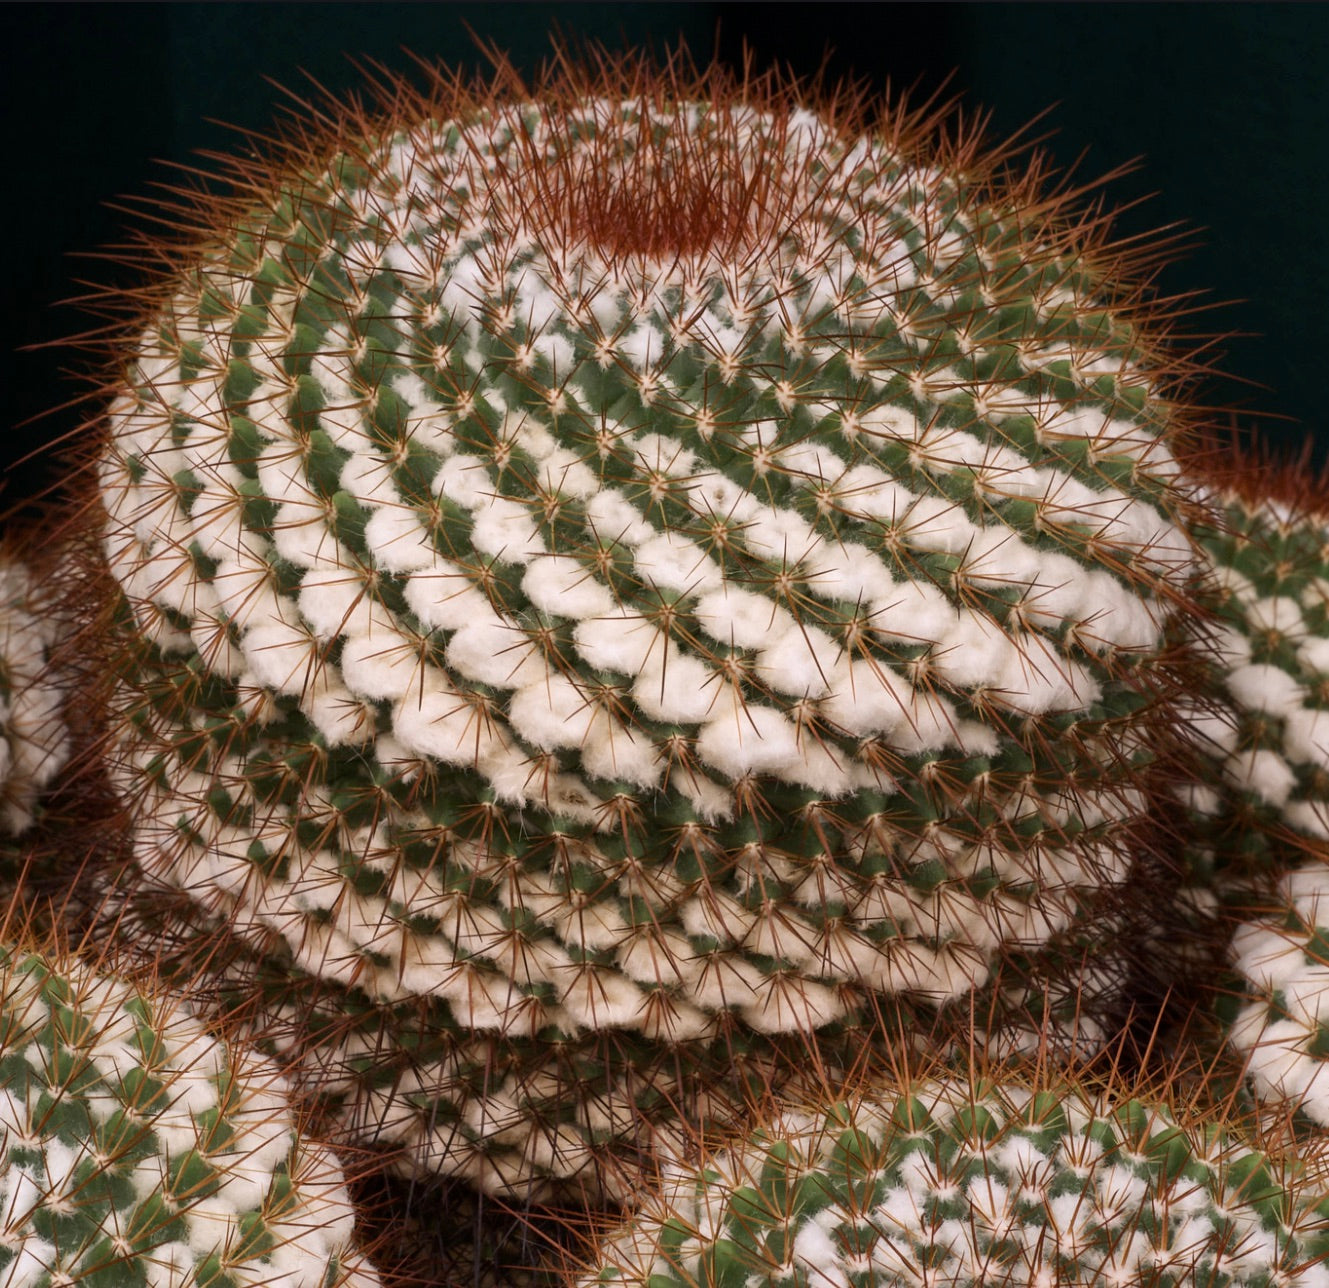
left=0, top=944, right=376, bottom=1288
left=576, top=1077, right=1329, bottom=1288
left=100, top=87, right=1198, bottom=1189
left=0, top=560, right=69, bottom=839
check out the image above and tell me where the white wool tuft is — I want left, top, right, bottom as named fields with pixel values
left=932, top=614, right=1024, bottom=691
left=305, top=685, right=376, bottom=746
left=1299, top=635, right=1329, bottom=676
left=754, top=624, right=841, bottom=698
left=469, top=495, right=545, bottom=563
left=887, top=691, right=964, bottom=756
left=507, top=676, right=598, bottom=750
left=297, top=568, right=374, bottom=640
left=341, top=633, right=424, bottom=700
left=739, top=505, right=819, bottom=563
left=1284, top=707, right=1329, bottom=771
left=243, top=622, right=323, bottom=695
left=633, top=648, right=722, bottom=724
left=579, top=714, right=661, bottom=787
left=432, top=453, right=493, bottom=509
left=899, top=496, right=982, bottom=553
left=871, top=581, right=960, bottom=645
left=632, top=532, right=724, bottom=595
left=573, top=612, right=665, bottom=674
left=521, top=555, right=617, bottom=618
left=446, top=618, right=544, bottom=689
left=1226, top=748, right=1297, bottom=808
left=820, top=660, right=911, bottom=737
left=1226, top=664, right=1306, bottom=718
left=694, top=586, right=792, bottom=649
left=392, top=676, right=502, bottom=765
left=584, top=488, right=654, bottom=545
left=696, top=704, right=802, bottom=779
left=363, top=506, right=437, bottom=571
left=1283, top=865, right=1329, bottom=920
left=404, top=568, right=495, bottom=632
left=833, top=464, right=915, bottom=522
left=801, top=538, right=896, bottom=602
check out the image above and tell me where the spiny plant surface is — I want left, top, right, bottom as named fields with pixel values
left=0, top=556, right=69, bottom=841
left=1150, top=454, right=1329, bottom=1113
left=0, top=942, right=378, bottom=1288
left=1182, top=470, right=1329, bottom=879
left=94, top=51, right=1204, bottom=1192
left=1229, top=863, right=1329, bottom=1128
left=573, top=1073, right=1329, bottom=1288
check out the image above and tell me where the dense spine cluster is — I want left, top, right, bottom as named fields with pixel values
left=0, top=943, right=376, bottom=1288
left=96, top=71, right=1203, bottom=1190
left=577, top=1075, right=1329, bottom=1288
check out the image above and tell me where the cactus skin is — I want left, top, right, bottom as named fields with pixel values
left=575, top=1074, right=1329, bottom=1288
left=97, top=58, right=1203, bottom=1192
left=0, top=943, right=377, bottom=1288
left=0, top=557, right=69, bottom=840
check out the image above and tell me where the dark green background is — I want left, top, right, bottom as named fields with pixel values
left=6, top=3, right=1326, bottom=511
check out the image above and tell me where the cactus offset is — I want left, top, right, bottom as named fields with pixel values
left=93, top=52, right=1205, bottom=1192
left=1163, top=451, right=1329, bottom=1125
left=573, top=1070, right=1329, bottom=1288
left=0, top=555, right=70, bottom=841
left=0, top=941, right=378, bottom=1288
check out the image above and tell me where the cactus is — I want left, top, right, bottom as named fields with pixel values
left=0, top=939, right=378, bottom=1287
left=1228, top=863, right=1329, bottom=1127
left=1184, top=460, right=1329, bottom=877
left=1138, top=448, right=1329, bottom=1118
left=90, top=52, right=1210, bottom=1192
left=572, top=1069, right=1329, bottom=1288
left=0, top=554, right=70, bottom=841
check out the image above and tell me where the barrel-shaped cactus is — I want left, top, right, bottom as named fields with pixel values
left=97, top=56, right=1202, bottom=1191
left=0, top=941, right=377, bottom=1288
left=574, top=1072, right=1329, bottom=1287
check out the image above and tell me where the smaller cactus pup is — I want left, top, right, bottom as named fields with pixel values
left=0, top=935, right=379, bottom=1287
left=1171, top=443, right=1329, bottom=1124
left=570, top=1061, right=1329, bottom=1288
left=91, top=45, right=1208, bottom=1193
left=0, top=550, right=71, bottom=844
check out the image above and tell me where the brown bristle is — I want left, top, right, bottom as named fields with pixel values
left=1185, top=420, right=1329, bottom=522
